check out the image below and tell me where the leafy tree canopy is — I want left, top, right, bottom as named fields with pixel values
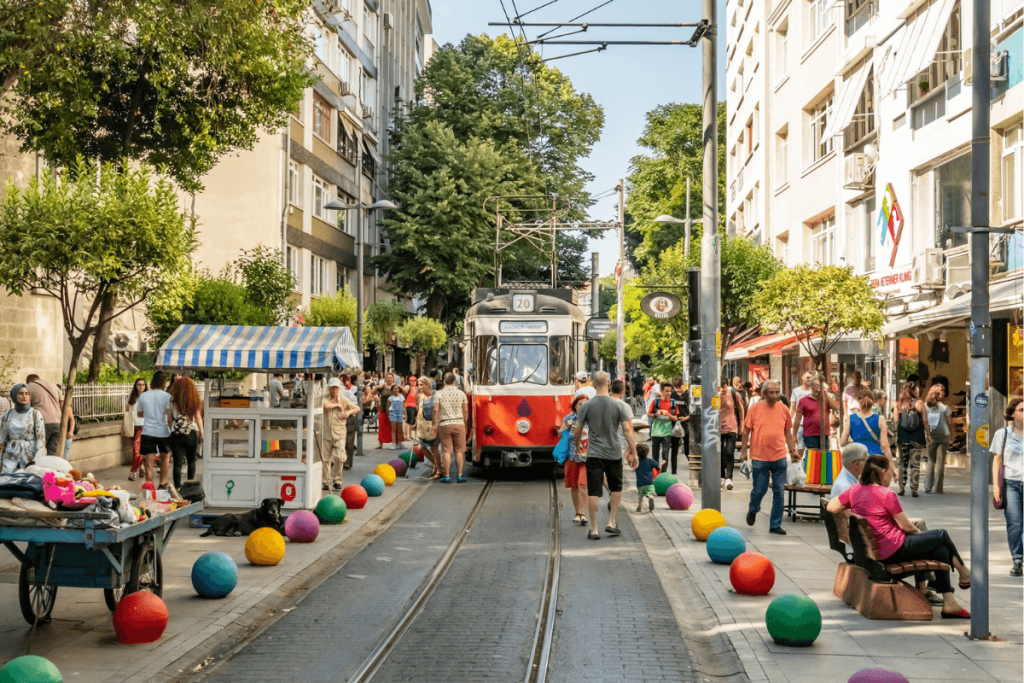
left=0, top=0, right=314, bottom=193
left=364, top=300, right=407, bottom=350
left=303, top=290, right=358, bottom=329
left=397, top=316, right=448, bottom=371
left=625, top=102, right=727, bottom=269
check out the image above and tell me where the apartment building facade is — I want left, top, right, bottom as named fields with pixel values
left=726, top=0, right=1023, bottom=414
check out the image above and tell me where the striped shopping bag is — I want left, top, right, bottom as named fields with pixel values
left=804, top=449, right=842, bottom=485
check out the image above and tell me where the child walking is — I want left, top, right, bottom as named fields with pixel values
left=387, top=384, right=406, bottom=450
left=634, top=443, right=659, bottom=513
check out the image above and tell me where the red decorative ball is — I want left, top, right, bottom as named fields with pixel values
left=729, top=552, right=776, bottom=596
left=341, top=484, right=368, bottom=510
left=113, top=591, right=168, bottom=644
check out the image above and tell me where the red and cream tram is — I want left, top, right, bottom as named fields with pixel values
left=465, top=288, right=587, bottom=467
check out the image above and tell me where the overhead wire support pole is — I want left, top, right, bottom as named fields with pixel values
left=491, top=21, right=701, bottom=27
left=541, top=46, right=606, bottom=61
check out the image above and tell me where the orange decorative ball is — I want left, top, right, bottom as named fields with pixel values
left=113, top=591, right=168, bottom=644
left=730, top=552, right=776, bottom=596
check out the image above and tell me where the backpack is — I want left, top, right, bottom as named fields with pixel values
left=652, top=397, right=677, bottom=416
left=899, top=405, right=922, bottom=432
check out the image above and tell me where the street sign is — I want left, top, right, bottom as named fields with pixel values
left=640, top=292, right=682, bottom=319
left=586, top=317, right=615, bottom=340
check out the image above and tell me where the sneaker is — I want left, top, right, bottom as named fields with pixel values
left=1012, top=562, right=1023, bottom=577
left=720, top=480, right=726, bottom=490
left=322, top=485, right=331, bottom=491
left=457, top=476, right=467, bottom=483
left=127, top=472, right=137, bottom=482
left=332, top=484, right=343, bottom=491
left=769, top=527, right=787, bottom=535
left=746, top=511, right=756, bottom=526
left=647, top=496, right=655, bottom=512
left=725, top=479, right=733, bottom=491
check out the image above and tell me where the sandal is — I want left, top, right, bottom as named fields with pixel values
left=573, top=514, right=582, bottom=524
left=605, top=526, right=621, bottom=536
left=940, top=608, right=971, bottom=619
left=429, top=473, right=442, bottom=480
left=579, top=516, right=587, bottom=525
left=958, top=579, right=971, bottom=590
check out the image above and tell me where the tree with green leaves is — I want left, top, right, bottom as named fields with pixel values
left=303, top=290, right=358, bottom=329
left=752, top=264, right=886, bottom=436
left=228, top=246, right=297, bottom=326
left=379, top=34, right=604, bottom=327
left=397, top=317, right=448, bottom=373
left=624, top=102, right=727, bottom=270
left=364, top=300, right=407, bottom=353
left=0, top=160, right=195, bottom=445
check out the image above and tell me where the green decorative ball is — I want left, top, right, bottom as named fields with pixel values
left=399, top=450, right=416, bottom=467
left=0, top=655, right=62, bottom=683
left=654, top=472, right=679, bottom=496
left=765, top=594, right=822, bottom=646
left=314, top=495, right=347, bottom=525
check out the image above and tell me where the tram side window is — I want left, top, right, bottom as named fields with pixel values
left=475, top=335, right=497, bottom=385
left=549, top=336, right=573, bottom=385
left=499, top=344, right=548, bottom=385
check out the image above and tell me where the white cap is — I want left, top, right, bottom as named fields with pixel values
left=327, top=377, right=342, bottom=388
left=575, top=371, right=589, bottom=382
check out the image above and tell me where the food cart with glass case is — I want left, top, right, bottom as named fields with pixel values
left=155, top=325, right=362, bottom=510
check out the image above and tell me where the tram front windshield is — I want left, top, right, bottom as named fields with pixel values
left=498, top=344, right=548, bottom=385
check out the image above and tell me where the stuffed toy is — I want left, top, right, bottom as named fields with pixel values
left=42, top=471, right=96, bottom=510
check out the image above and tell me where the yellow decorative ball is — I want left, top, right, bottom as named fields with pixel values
left=691, top=508, right=727, bottom=541
left=373, top=463, right=397, bottom=486
left=244, top=527, right=286, bottom=566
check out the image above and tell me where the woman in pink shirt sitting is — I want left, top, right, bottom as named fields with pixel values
left=827, top=455, right=972, bottom=619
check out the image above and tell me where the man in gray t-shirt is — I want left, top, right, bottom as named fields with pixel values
left=574, top=371, right=638, bottom=540
left=268, top=374, right=286, bottom=409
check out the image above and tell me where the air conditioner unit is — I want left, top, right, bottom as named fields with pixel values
left=361, top=104, right=373, bottom=119
left=912, top=248, right=944, bottom=288
left=112, top=331, right=140, bottom=353
left=383, top=12, right=394, bottom=30
left=844, top=153, right=872, bottom=189
left=339, top=79, right=351, bottom=95
left=963, top=45, right=1007, bottom=83
left=945, top=249, right=971, bottom=287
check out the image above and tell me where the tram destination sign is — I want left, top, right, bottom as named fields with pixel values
left=586, top=317, right=615, bottom=340
left=640, top=292, right=682, bottom=319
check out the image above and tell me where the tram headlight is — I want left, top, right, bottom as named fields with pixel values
left=483, top=425, right=494, bottom=435
left=516, top=419, right=530, bottom=434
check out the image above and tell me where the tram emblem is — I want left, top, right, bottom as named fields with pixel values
left=517, top=398, right=532, bottom=417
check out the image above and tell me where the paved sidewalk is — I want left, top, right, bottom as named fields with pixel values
left=627, top=464, right=1024, bottom=683
left=0, top=436, right=427, bottom=682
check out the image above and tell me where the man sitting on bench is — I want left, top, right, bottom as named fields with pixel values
left=827, top=455, right=972, bottom=619
left=831, top=443, right=868, bottom=497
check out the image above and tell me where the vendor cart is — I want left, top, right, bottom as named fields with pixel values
left=155, top=325, right=362, bottom=510
left=0, top=502, right=202, bottom=624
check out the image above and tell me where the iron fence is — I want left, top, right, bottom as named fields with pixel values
left=0, top=382, right=205, bottom=422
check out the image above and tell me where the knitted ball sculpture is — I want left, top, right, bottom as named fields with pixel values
left=388, top=458, right=408, bottom=477
left=113, top=591, right=169, bottom=644
left=847, top=670, right=910, bottom=683
left=373, top=463, right=397, bottom=486
left=730, top=552, right=776, bottom=596
left=341, top=484, right=368, bottom=509
left=0, top=655, right=62, bottom=683
left=653, top=472, right=679, bottom=496
left=665, top=483, right=694, bottom=510
left=707, top=527, right=747, bottom=564
left=244, top=527, right=286, bottom=566
left=765, top=594, right=822, bottom=646
left=361, top=474, right=386, bottom=497
left=314, top=496, right=347, bottom=525
left=191, top=552, right=238, bottom=599
left=406, top=448, right=422, bottom=467
left=285, top=509, right=322, bottom=540
left=691, top=508, right=727, bottom=541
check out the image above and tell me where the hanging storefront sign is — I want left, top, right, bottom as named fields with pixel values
left=877, top=183, right=905, bottom=267
left=640, top=292, right=682, bottom=319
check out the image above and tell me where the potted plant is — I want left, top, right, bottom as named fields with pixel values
left=918, top=80, right=930, bottom=97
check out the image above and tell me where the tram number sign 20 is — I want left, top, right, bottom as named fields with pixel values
left=511, top=294, right=535, bottom=312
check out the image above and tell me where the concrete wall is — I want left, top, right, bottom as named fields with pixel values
left=68, top=422, right=132, bottom=474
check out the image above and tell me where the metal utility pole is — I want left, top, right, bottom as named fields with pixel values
left=687, top=268, right=702, bottom=487
left=685, top=177, right=692, bottom=258
left=591, top=252, right=600, bottom=368
left=968, top=0, right=991, bottom=639
left=700, top=0, right=721, bottom=511
left=616, top=180, right=626, bottom=381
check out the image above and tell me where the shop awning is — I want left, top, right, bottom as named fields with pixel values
left=156, top=325, right=362, bottom=372
left=908, top=276, right=1024, bottom=326
left=724, top=333, right=799, bottom=360
left=822, top=63, right=872, bottom=139
left=879, top=0, right=957, bottom=96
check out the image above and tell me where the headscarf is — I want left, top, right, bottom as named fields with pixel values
left=10, top=384, right=30, bottom=414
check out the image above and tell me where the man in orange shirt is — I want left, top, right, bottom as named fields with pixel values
left=740, top=379, right=798, bottom=535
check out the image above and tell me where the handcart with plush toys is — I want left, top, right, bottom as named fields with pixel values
left=0, top=500, right=202, bottom=625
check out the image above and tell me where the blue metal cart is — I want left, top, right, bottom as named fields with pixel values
left=0, top=502, right=202, bottom=625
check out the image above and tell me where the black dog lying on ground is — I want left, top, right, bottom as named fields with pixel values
left=200, top=498, right=285, bottom=537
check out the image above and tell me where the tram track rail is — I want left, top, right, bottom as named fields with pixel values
left=525, top=476, right=562, bottom=683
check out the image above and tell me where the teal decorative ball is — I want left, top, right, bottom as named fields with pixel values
left=361, top=474, right=385, bottom=497
left=314, top=495, right=347, bottom=524
left=654, top=472, right=679, bottom=496
left=191, top=552, right=238, bottom=599
left=0, top=656, right=62, bottom=683
left=765, top=594, right=822, bottom=646
left=707, top=527, right=747, bottom=564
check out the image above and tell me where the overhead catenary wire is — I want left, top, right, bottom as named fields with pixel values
left=514, top=0, right=564, bottom=21
left=536, top=0, right=617, bottom=39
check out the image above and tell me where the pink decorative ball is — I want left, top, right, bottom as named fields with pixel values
left=389, top=458, right=408, bottom=477
left=665, top=483, right=694, bottom=510
left=848, top=670, right=910, bottom=683
left=284, top=509, right=320, bottom=543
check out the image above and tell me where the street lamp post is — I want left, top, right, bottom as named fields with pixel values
left=654, top=211, right=702, bottom=380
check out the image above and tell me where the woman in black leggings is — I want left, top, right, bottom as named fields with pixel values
left=168, top=377, right=203, bottom=489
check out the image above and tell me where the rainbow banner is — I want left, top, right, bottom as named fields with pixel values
left=261, top=440, right=280, bottom=453
left=804, top=449, right=842, bottom=485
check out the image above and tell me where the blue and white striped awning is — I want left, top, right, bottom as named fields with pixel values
left=156, top=325, right=362, bottom=372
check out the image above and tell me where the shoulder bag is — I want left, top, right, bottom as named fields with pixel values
left=122, top=405, right=135, bottom=438
left=856, top=413, right=883, bottom=446
left=416, top=395, right=437, bottom=441
left=994, top=427, right=1010, bottom=510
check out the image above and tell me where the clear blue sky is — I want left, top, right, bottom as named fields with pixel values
left=429, top=0, right=728, bottom=276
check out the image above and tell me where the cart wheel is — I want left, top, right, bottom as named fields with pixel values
left=126, top=541, right=164, bottom=596
left=103, top=584, right=127, bottom=612
left=19, top=563, right=57, bottom=626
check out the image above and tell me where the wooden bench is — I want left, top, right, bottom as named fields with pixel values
left=822, top=503, right=948, bottom=621
left=784, top=483, right=831, bottom=521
